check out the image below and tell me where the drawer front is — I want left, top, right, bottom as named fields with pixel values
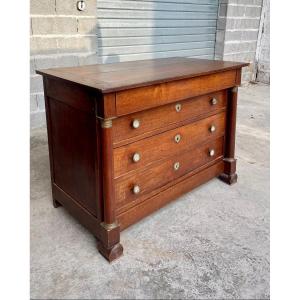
left=113, top=90, right=227, bottom=145
left=116, top=70, right=236, bottom=115
left=115, top=136, right=224, bottom=209
left=114, top=111, right=226, bottom=178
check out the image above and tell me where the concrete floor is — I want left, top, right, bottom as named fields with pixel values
left=30, top=83, right=270, bottom=299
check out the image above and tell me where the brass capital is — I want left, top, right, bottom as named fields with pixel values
left=101, top=222, right=119, bottom=231
left=232, top=86, right=238, bottom=93
left=100, top=118, right=113, bottom=128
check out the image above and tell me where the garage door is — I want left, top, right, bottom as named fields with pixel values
left=97, top=0, right=219, bottom=63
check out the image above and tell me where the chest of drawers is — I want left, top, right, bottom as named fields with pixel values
left=37, top=57, right=248, bottom=262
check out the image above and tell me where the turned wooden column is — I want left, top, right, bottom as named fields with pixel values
left=97, top=117, right=123, bottom=262
left=219, top=86, right=238, bottom=185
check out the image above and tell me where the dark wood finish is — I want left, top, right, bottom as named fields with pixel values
left=42, top=77, right=57, bottom=209
left=113, top=90, right=227, bottom=146
left=42, top=77, right=123, bottom=262
left=97, top=117, right=124, bottom=261
left=48, top=96, right=98, bottom=216
left=52, top=184, right=101, bottom=239
left=52, top=183, right=123, bottom=262
left=96, top=93, right=117, bottom=119
left=45, top=76, right=95, bottom=113
left=100, top=120, right=116, bottom=224
left=95, top=118, right=102, bottom=219
left=38, top=58, right=248, bottom=262
left=219, top=87, right=239, bottom=185
left=113, top=112, right=226, bottom=178
left=97, top=239, right=123, bottom=262
left=37, top=57, right=248, bottom=93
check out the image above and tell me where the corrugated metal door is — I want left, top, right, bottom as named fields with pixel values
left=97, top=0, right=219, bottom=63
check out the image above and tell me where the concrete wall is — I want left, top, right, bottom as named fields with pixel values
left=215, top=0, right=263, bottom=82
left=30, top=0, right=98, bottom=128
left=255, top=0, right=270, bottom=83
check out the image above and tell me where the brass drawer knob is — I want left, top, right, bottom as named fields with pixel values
left=211, top=98, right=218, bottom=105
left=174, top=134, right=181, bottom=143
left=132, top=152, right=141, bottom=163
left=210, top=125, right=216, bottom=132
left=132, top=119, right=140, bottom=129
left=175, top=103, right=182, bottom=112
left=209, top=149, right=215, bottom=157
left=132, top=185, right=140, bottom=195
left=174, top=162, right=180, bottom=171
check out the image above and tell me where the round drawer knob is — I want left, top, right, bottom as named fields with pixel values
left=174, top=134, right=181, bottom=143
left=132, top=152, right=141, bottom=163
left=132, top=119, right=140, bottom=129
left=210, top=125, right=216, bottom=133
left=211, top=98, right=218, bottom=105
left=132, top=185, right=140, bottom=195
left=175, top=103, right=182, bottom=112
left=209, top=149, right=215, bottom=157
left=174, top=162, right=180, bottom=171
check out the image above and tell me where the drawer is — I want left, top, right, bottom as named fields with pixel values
left=115, top=136, right=224, bottom=209
left=113, top=111, right=226, bottom=178
left=113, top=90, right=227, bottom=145
left=116, top=69, right=237, bottom=115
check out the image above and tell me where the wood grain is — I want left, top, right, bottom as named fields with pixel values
left=116, top=70, right=237, bottom=115
left=37, top=57, right=248, bottom=93
left=113, top=111, right=226, bottom=178
left=49, top=97, right=98, bottom=216
left=113, top=90, right=227, bottom=144
left=44, top=76, right=95, bottom=113
left=115, top=136, right=224, bottom=208
left=117, top=160, right=224, bottom=230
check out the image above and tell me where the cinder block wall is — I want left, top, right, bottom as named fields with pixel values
left=30, top=0, right=98, bottom=128
left=30, top=0, right=269, bottom=129
left=215, top=0, right=263, bottom=82
left=256, top=0, right=270, bottom=83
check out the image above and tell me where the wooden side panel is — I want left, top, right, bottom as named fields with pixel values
left=48, top=98, right=98, bottom=216
left=52, top=184, right=101, bottom=239
left=45, top=77, right=95, bottom=113
left=116, top=70, right=237, bottom=115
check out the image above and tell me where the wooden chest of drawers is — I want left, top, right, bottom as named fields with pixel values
left=37, top=57, right=248, bottom=262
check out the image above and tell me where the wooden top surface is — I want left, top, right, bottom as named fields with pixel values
left=37, top=57, right=248, bottom=93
